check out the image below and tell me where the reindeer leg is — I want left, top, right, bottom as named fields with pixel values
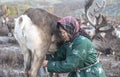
left=22, top=47, right=32, bottom=77
left=29, top=49, right=46, bottom=77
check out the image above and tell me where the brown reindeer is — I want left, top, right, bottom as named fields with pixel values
left=14, top=8, right=63, bottom=77
left=83, top=0, right=120, bottom=59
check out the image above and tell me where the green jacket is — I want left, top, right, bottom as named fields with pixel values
left=46, top=35, right=106, bottom=77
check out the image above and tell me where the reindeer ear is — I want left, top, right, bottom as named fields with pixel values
left=19, top=17, right=25, bottom=30
left=19, top=17, right=23, bottom=24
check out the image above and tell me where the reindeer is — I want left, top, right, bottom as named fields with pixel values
left=14, top=8, right=63, bottom=77
left=0, top=5, right=15, bottom=37
left=83, top=0, right=120, bottom=59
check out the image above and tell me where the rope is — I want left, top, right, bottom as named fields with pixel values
left=76, top=60, right=99, bottom=77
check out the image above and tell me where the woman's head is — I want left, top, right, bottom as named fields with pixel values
left=57, top=16, right=80, bottom=41
left=59, top=27, right=70, bottom=42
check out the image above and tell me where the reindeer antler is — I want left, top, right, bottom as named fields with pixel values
left=85, top=0, right=108, bottom=40
left=85, top=0, right=106, bottom=26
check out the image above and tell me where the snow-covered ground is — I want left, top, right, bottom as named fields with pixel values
left=0, top=36, right=120, bottom=77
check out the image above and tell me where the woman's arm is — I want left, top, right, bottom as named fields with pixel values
left=47, top=41, right=87, bottom=73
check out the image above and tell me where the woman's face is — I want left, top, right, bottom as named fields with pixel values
left=59, top=27, right=70, bottom=42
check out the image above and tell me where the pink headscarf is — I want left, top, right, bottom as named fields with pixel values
left=58, top=16, right=81, bottom=40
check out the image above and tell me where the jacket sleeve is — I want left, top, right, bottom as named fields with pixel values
left=46, top=45, right=66, bottom=61
left=47, top=40, right=87, bottom=73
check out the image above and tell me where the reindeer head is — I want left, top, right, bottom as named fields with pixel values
left=83, top=0, right=117, bottom=40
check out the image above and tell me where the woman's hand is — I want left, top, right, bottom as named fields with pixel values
left=41, top=60, right=48, bottom=67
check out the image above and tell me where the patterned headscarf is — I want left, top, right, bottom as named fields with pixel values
left=57, top=16, right=81, bottom=40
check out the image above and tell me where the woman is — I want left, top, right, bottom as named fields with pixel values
left=42, top=16, right=106, bottom=77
